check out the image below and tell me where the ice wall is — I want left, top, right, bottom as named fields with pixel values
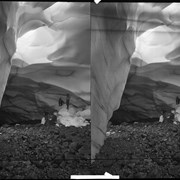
left=91, top=2, right=174, bottom=159
left=0, top=2, right=18, bottom=104
left=0, top=2, right=55, bottom=104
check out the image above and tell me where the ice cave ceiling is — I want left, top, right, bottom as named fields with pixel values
left=0, top=2, right=90, bottom=125
left=0, top=2, right=90, bottom=106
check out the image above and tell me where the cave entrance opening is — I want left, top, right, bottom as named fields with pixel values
left=0, top=2, right=91, bottom=127
left=108, top=20, right=180, bottom=126
left=0, top=20, right=58, bottom=126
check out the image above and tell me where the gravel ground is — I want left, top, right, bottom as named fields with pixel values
left=91, top=121, right=180, bottom=178
left=0, top=123, right=91, bottom=179
left=2, top=120, right=180, bottom=178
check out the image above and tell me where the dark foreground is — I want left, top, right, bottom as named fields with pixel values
left=92, top=121, right=180, bottom=178
left=0, top=124, right=90, bottom=179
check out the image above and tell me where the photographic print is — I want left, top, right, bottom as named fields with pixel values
left=2, top=1, right=180, bottom=179
left=91, top=2, right=180, bottom=178
left=0, top=2, right=91, bottom=179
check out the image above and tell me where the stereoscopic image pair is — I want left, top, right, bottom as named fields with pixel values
left=0, top=1, right=180, bottom=179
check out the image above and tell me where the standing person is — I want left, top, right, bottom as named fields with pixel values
left=44, top=112, right=50, bottom=126
left=176, top=96, right=180, bottom=105
left=159, top=114, right=164, bottom=123
left=170, top=109, right=175, bottom=122
left=41, top=116, right=46, bottom=125
left=59, top=97, right=64, bottom=107
left=159, top=110, right=165, bottom=123
left=49, top=111, right=58, bottom=125
left=66, top=93, right=70, bottom=110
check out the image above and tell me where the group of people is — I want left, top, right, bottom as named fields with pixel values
left=159, top=96, right=180, bottom=124
left=41, top=93, right=71, bottom=126
left=58, top=93, right=70, bottom=110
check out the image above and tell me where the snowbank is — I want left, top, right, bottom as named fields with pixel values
left=57, top=105, right=90, bottom=127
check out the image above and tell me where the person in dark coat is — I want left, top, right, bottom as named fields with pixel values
left=59, top=97, right=64, bottom=107
left=176, top=96, right=180, bottom=105
left=160, top=110, right=166, bottom=122
left=66, top=93, right=70, bottom=110
left=44, top=112, right=50, bottom=126
left=169, top=109, right=175, bottom=122
left=49, top=111, right=58, bottom=125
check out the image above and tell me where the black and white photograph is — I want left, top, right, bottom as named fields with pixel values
left=0, top=2, right=91, bottom=179
left=1, top=1, right=180, bottom=179
left=91, top=2, right=180, bottom=178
